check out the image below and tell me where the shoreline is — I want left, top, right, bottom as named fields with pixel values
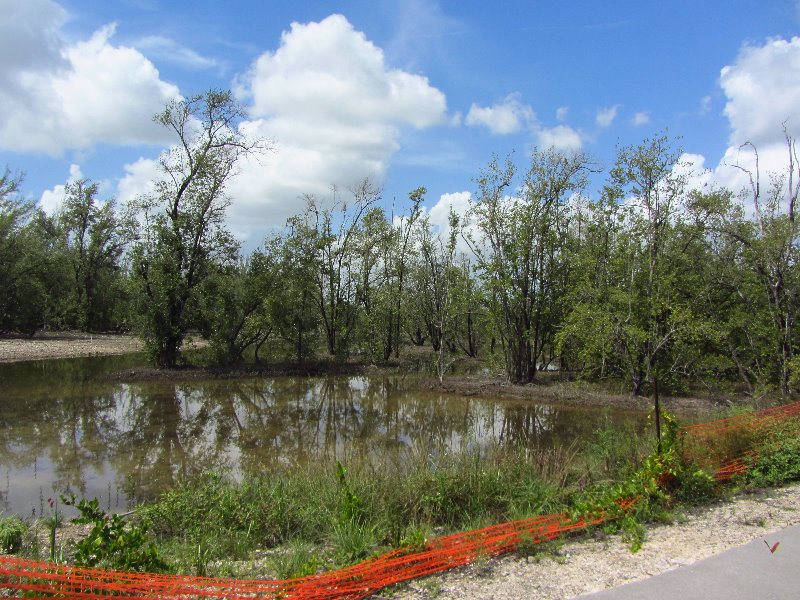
left=0, top=331, right=143, bottom=363
left=0, top=331, right=764, bottom=415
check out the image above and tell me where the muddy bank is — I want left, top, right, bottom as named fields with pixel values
left=0, top=332, right=762, bottom=414
left=431, top=374, right=756, bottom=415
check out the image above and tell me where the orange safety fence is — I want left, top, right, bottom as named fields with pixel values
left=681, top=399, right=800, bottom=481
left=2, top=400, right=799, bottom=600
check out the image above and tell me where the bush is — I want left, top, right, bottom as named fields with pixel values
left=66, top=496, right=168, bottom=572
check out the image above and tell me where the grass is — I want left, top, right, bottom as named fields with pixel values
left=129, top=416, right=665, bottom=578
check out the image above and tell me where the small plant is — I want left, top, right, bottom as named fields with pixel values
left=272, top=541, right=318, bottom=580
left=0, top=515, right=25, bottom=554
left=45, top=497, right=63, bottom=562
left=65, top=495, right=168, bottom=572
left=336, top=462, right=364, bottom=524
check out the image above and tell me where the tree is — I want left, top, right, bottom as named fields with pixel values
left=57, top=178, right=130, bottom=331
left=293, top=179, right=380, bottom=359
left=716, top=128, right=800, bottom=394
left=558, top=134, right=708, bottom=395
left=469, top=149, right=593, bottom=383
left=198, top=244, right=277, bottom=365
left=129, top=90, right=265, bottom=367
left=0, top=168, right=54, bottom=334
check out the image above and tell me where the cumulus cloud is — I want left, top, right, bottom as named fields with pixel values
left=670, top=37, right=800, bottom=220
left=465, top=93, right=535, bottom=134
left=556, top=106, right=569, bottom=122
left=537, top=125, right=583, bottom=151
left=0, top=1, right=180, bottom=155
left=116, top=157, right=161, bottom=207
left=424, top=191, right=474, bottom=256
left=38, top=163, right=83, bottom=215
left=632, top=111, right=651, bottom=126
left=720, top=37, right=800, bottom=147
left=466, top=94, right=583, bottom=151
left=226, top=14, right=449, bottom=234
left=596, top=104, right=620, bottom=128
left=686, top=37, right=800, bottom=207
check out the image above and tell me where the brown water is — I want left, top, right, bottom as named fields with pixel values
left=0, top=355, right=646, bottom=516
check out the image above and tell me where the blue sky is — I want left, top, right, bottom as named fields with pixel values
left=3, top=0, right=800, bottom=249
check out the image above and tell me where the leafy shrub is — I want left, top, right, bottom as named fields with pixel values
left=745, top=428, right=800, bottom=487
left=66, top=496, right=168, bottom=572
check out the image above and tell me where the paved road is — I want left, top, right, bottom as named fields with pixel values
left=575, top=524, right=800, bottom=599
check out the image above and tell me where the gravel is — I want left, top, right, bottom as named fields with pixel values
left=0, top=331, right=143, bottom=363
left=384, top=484, right=800, bottom=600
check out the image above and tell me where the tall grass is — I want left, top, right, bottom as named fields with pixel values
left=139, top=419, right=658, bottom=577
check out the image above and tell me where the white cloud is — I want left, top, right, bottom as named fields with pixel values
left=537, top=125, right=583, bottom=151
left=720, top=37, right=800, bottom=147
left=465, top=93, right=535, bottom=134
left=38, top=163, right=83, bottom=215
left=679, top=36, right=800, bottom=211
left=136, top=36, right=221, bottom=71
left=632, top=111, right=651, bottom=126
left=227, top=14, right=449, bottom=235
left=424, top=191, right=474, bottom=256
left=0, top=1, right=180, bottom=155
left=466, top=93, right=583, bottom=151
left=596, top=104, right=621, bottom=128
left=556, top=106, right=569, bottom=122
left=117, top=157, right=160, bottom=207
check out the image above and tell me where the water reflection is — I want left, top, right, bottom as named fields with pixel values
left=0, top=357, right=645, bottom=516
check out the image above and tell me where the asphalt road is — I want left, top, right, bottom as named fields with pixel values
left=575, top=524, right=800, bottom=599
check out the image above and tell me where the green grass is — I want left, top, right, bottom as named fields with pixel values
left=134, top=422, right=660, bottom=578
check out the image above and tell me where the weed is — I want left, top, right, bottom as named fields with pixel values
left=66, top=495, right=168, bottom=572
left=271, top=541, right=318, bottom=580
left=744, top=424, right=800, bottom=487
left=0, top=515, right=25, bottom=554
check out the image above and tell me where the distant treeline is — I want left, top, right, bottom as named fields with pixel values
left=1, top=90, right=798, bottom=396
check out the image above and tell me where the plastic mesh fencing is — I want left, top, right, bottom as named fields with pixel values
left=2, top=400, right=799, bottom=599
left=681, top=399, right=800, bottom=481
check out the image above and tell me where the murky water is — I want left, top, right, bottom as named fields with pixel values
left=0, top=355, right=646, bottom=516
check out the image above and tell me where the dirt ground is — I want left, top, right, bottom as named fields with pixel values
left=0, top=331, right=143, bottom=363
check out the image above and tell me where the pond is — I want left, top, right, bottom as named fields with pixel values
left=0, top=355, right=646, bottom=517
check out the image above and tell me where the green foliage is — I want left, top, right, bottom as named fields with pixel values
left=66, top=495, right=167, bottom=572
left=0, top=515, right=25, bottom=554
left=745, top=427, right=800, bottom=487
left=335, top=461, right=364, bottom=524
left=129, top=90, right=262, bottom=367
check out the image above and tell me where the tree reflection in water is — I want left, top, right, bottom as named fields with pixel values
left=0, top=356, right=645, bottom=515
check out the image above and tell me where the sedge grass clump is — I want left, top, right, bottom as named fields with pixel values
left=140, top=441, right=588, bottom=571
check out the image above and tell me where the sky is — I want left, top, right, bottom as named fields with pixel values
left=3, top=0, right=800, bottom=250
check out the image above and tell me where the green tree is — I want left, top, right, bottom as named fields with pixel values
left=0, top=168, right=54, bottom=334
left=470, top=149, right=593, bottom=383
left=129, top=90, right=265, bottom=367
left=198, top=245, right=277, bottom=365
left=294, top=179, right=380, bottom=359
left=712, top=129, right=800, bottom=394
left=56, top=178, right=130, bottom=331
left=558, top=134, right=711, bottom=395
